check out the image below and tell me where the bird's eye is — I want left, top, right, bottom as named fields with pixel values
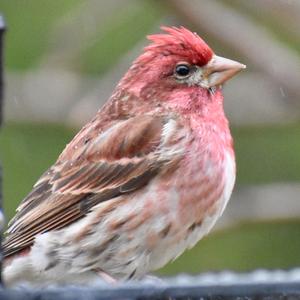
left=175, top=63, right=191, bottom=78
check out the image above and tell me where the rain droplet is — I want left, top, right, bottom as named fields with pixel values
left=279, top=87, right=286, bottom=98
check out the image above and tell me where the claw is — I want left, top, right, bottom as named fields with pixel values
left=94, top=268, right=117, bottom=284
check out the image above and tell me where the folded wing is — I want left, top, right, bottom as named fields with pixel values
left=3, top=115, right=186, bottom=257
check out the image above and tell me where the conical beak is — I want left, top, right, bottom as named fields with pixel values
left=204, top=55, right=246, bottom=88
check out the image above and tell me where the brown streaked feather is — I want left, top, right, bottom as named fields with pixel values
left=3, top=115, right=184, bottom=258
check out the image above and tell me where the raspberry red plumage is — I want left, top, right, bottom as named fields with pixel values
left=3, top=26, right=244, bottom=286
left=146, top=26, right=213, bottom=66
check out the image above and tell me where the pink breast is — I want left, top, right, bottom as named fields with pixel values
left=175, top=133, right=233, bottom=227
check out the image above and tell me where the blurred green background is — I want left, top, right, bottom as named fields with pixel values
left=0, top=0, right=300, bottom=275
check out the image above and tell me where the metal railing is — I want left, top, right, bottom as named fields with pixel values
left=0, top=274, right=300, bottom=299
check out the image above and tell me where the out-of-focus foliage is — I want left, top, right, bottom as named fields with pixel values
left=0, top=0, right=81, bottom=70
left=0, top=123, right=75, bottom=220
left=221, top=0, right=300, bottom=55
left=160, top=220, right=300, bottom=274
left=78, top=1, right=163, bottom=75
left=233, top=124, right=300, bottom=184
left=0, top=0, right=163, bottom=75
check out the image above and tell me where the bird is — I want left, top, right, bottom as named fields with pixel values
left=3, top=26, right=245, bottom=286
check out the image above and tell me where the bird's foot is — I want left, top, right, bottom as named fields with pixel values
left=94, top=268, right=117, bottom=284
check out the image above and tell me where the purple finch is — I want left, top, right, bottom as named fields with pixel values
left=3, top=26, right=245, bottom=286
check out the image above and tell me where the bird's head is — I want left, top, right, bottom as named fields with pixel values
left=119, top=26, right=246, bottom=112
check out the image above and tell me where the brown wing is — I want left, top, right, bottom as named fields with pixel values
left=3, top=115, right=185, bottom=257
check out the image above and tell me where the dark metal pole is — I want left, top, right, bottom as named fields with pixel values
left=0, top=16, right=5, bottom=125
left=0, top=15, right=6, bottom=285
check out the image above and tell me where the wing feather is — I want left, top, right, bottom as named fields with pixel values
left=3, top=115, right=185, bottom=257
